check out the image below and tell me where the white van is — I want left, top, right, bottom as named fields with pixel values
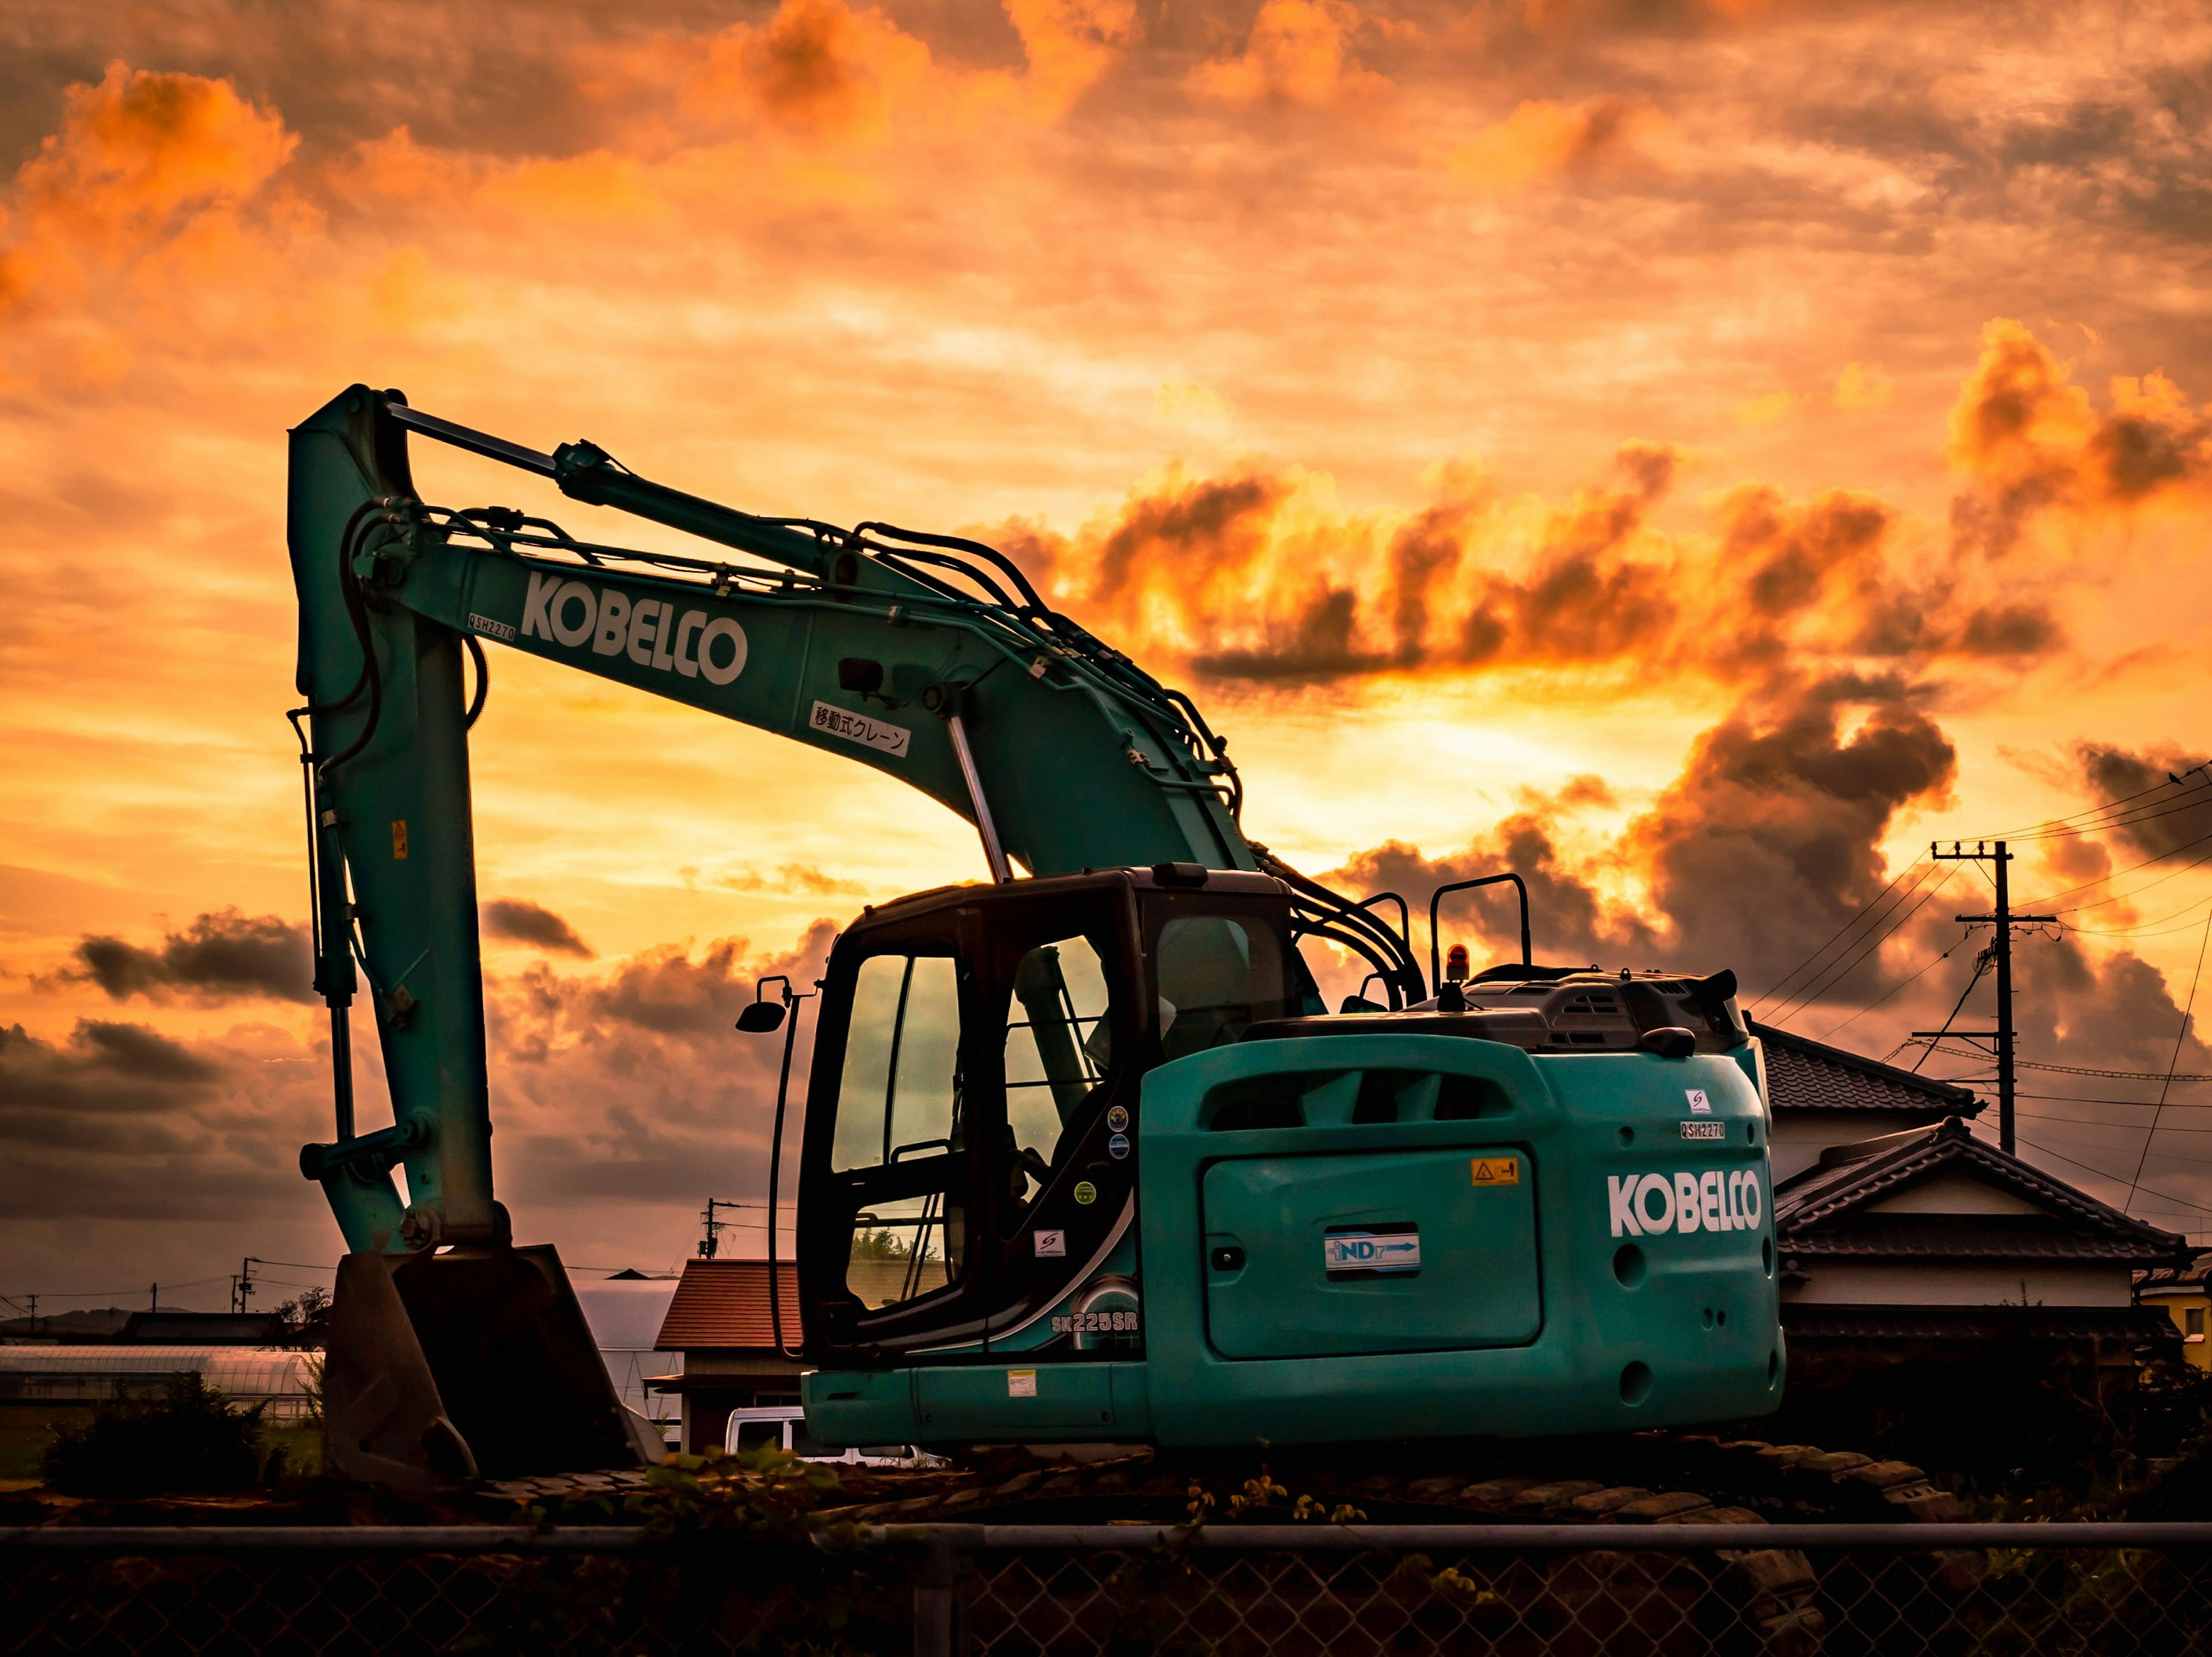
left=722, top=1405, right=940, bottom=1468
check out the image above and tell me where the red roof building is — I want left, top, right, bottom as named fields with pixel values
left=648, top=1260, right=805, bottom=1454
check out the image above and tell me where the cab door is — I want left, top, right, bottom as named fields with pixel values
left=802, top=923, right=979, bottom=1352
left=797, top=878, right=1144, bottom=1363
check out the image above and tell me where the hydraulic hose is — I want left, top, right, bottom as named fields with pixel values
left=463, top=633, right=488, bottom=730
left=317, top=506, right=399, bottom=778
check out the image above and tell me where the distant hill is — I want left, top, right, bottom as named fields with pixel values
left=1, top=1306, right=137, bottom=1341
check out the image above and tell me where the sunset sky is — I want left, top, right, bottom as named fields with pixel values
left=5, top=0, right=2212, bottom=1310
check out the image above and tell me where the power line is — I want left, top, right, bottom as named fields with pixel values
left=1751, top=856, right=1934, bottom=1014
left=2007, top=779, right=2212, bottom=843
left=1764, top=864, right=1957, bottom=1025
left=2020, top=826, right=2212, bottom=912
left=2013, top=1090, right=2212, bottom=1109
left=2065, top=894, right=2212, bottom=938
left=1819, top=936, right=1967, bottom=1041
left=1908, top=943, right=1993, bottom=1074
left=2129, top=910, right=2212, bottom=1215
left=2017, top=1108, right=2212, bottom=1135
left=1978, top=767, right=2212, bottom=841
left=1902, top=1040, right=2212, bottom=1083
left=2010, top=1132, right=2212, bottom=1218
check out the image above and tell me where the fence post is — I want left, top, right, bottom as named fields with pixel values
left=914, top=1532, right=955, bottom=1657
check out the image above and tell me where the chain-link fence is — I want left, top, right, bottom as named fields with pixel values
left=5, top=1523, right=2211, bottom=1655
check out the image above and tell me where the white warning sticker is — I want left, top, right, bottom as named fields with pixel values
left=1007, top=1369, right=1037, bottom=1398
left=810, top=700, right=910, bottom=758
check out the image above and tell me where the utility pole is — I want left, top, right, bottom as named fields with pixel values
left=1925, top=840, right=2058, bottom=1155
left=699, top=1199, right=736, bottom=1260
left=24, top=1294, right=35, bottom=1335
left=232, top=1257, right=259, bottom=1314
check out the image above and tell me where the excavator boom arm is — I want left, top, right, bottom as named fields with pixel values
left=287, top=386, right=1250, bottom=1254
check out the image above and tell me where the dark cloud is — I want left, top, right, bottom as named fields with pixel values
left=487, top=922, right=839, bottom=1202
left=1089, top=472, right=1289, bottom=608
left=481, top=897, right=594, bottom=957
left=0, top=0, right=759, bottom=170
left=590, top=939, right=763, bottom=1036
left=64, top=909, right=312, bottom=1004
left=1326, top=674, right=1956, bottom=992
left=1194, top=585, right=1392, bottom=681
left=0, top=1019, right=227, bottom=1165
left=1630, top=674, right=1957, bottom=989
left=1328, top=780, right=1661, bottom=979
left=0, top=1019, right=221, bottom=1110
left=0, top=919, right=839, bottom=1238
left=2071, top=742, right=2212, bottom=860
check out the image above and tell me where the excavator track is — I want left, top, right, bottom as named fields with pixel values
left=813, top=1434, right=1976, bottom=1652
left=814, top=1432, right=1967, bottom=1528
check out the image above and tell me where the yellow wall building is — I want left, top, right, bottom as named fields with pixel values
left=2138, top=1256, right=2212, bottom=1370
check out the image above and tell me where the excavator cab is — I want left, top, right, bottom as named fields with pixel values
left=797, top=866, right=1313, bottom=1366
left=794, top=865, right=1782, bottom=1455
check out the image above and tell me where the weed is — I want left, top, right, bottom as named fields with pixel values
left=40, top=1372, right=264, bottom=1497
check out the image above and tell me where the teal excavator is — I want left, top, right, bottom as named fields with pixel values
left=287, top=386, right=1781, bottom=1489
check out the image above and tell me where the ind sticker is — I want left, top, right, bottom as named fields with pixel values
left=1324, top=1227, right=1421, bottom=1276
left=1471, top=1156, right=1519, bottom=1186
left=810, top=700, right=911, bottom=758
left=1006, top=1370, right=1037, bottom=1398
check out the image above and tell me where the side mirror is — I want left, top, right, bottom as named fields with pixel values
left=736, top=1002, right=787, bottom=1034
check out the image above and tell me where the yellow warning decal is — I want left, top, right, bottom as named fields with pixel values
left=391, top=820, right=410, bottom=860
left=1471, top=1156, right=1520, bottom=1187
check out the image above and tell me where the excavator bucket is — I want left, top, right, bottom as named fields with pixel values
left=323, top=1243, right=657, bottom=1492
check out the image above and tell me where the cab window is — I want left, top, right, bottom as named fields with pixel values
left=1002, top=934, right=1113, bottom=1217
left=732, top=1419, right=787, bottom=1454
left=831, top=952, right=964, bottom=1309
left=1156, top=914, right=1289, bottom=1061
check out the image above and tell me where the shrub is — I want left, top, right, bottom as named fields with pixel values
left=41, top=1371, right=265, bottom=1496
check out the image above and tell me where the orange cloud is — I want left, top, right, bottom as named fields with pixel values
left=1009, top=359, right=2101, bottom=695
left=1948, top=318, right=2212, bottom=557
left=1448, top=97, right=1653, bottom=192
left=1003, top=0, right=1143, bottom=112
left=1190, top=0, right=1385, bottom=107
left=613, top=0, right=1134, bottom=154
left=684, top=0, right=935, bottom=142
left=0, top=62, right=294, bottom=321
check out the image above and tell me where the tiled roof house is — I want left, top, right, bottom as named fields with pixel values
left=1765, top=1113, right=2188, bottom=1470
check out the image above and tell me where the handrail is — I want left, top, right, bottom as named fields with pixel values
left=1429, top=873, right=1532, bottom=986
